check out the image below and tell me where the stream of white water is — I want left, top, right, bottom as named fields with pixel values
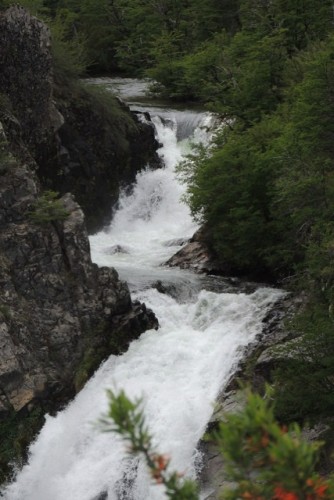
left=1, top=79, right=284, bottom=500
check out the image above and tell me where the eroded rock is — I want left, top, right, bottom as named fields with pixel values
left=0, top=128, right=158, bottom=423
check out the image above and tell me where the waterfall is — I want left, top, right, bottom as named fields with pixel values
left=1, top=79, right=284, bottom=500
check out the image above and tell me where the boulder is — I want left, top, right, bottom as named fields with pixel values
left=165, top=230, right=220, bottom=273
left=166, top=241, right=207, bottom=269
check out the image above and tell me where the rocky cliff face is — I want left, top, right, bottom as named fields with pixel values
left=0, top=6, right=159, bottom=479
left=0, top=5, right=160, bottom=232
left=0, top=124, right=158, bottom=417
left=51, top=84, right=161, bottom=231
left=0, top=6, right=57, bottom=160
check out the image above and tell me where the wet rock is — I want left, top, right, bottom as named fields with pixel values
left=150, top=279, right=195, bottom=301
left=199, top=390, right=245, bottom=499
left=91, top=492, right=108, bottom=500
left=198, top=294, right=298, bottom=499
left=163, top=237, right=188, bottom=247
left=165, top=241, right=213, bottom=272
left=109, top=300, right=159, bottom=353
left=104, top=245, right=130, bottom=255
left=165, top=230, right=220, bottom=273
left=151, top=280, right=178, bottom=296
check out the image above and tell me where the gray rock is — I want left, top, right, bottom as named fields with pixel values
left=165, top=241, right=217, bottom=273
left=0, top=125, right=158, bottom=416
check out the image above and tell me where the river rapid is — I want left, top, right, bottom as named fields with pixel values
left=1, top=79, right=284, bottom=500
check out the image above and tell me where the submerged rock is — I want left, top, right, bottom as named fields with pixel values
left=103, top=244, right=130, bottom=255
left=91, top=492, right=108, bottom=500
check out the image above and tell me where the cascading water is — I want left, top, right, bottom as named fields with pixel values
left=1, top=79, right=284, bottom=500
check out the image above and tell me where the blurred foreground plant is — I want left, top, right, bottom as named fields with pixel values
left=102, top=389, right=334, bottom=500
left=215, top=390, right=334, bottom=500
left=101, top=390, right=199, bottom=500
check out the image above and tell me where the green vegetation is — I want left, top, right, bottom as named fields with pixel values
left=50, top=13, right=89, bottom=83
left=215, top=390, right=334, bottom=499
left=102, top=390, right=199, bottom=499
left=28, top=190, right=69, bottom=224
left=171, top=2, right=334, bottom=423
left=2, top=0, right=334, bottom=462
left=0, top=304, right=11, bottom=321
left=74, top=344, right=106, bottom=392
left=0, top=408, right=44, bottom=483
left=74, top=321, right=111, bottom=392
left=104, top=390, right=334, bottom=499
left=273, top=303, right=334, bottom=423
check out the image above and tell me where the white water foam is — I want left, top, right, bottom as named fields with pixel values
left=89, top=110, right=214, bottom=286
left=1, top=287, right=283, bottom=500
left=1, top=84, right=284, bottom=500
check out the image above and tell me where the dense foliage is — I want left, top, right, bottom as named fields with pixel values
left=171, top=1, right=334, bottom=422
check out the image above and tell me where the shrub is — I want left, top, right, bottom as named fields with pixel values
left=102, top=389, right=334, bottom=499
left=28, top=190, right=69, bottom=224
left=273, top=302, right=334, bottom=423
left=50, top=10, right=89, bottom=83
left=215, top=390, right=334, bottom=499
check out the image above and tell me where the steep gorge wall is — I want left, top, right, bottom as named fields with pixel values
left=0, top=6, right=159, bottom=480
left=0, top=5, right=160, bottom=232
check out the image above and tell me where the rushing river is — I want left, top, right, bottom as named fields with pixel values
left=1, top=79, right=284, bottom=500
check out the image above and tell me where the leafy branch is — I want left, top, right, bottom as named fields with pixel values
left=100, top=390, right=199, bottom=500
left=101, top=389, right=334, bottom=500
